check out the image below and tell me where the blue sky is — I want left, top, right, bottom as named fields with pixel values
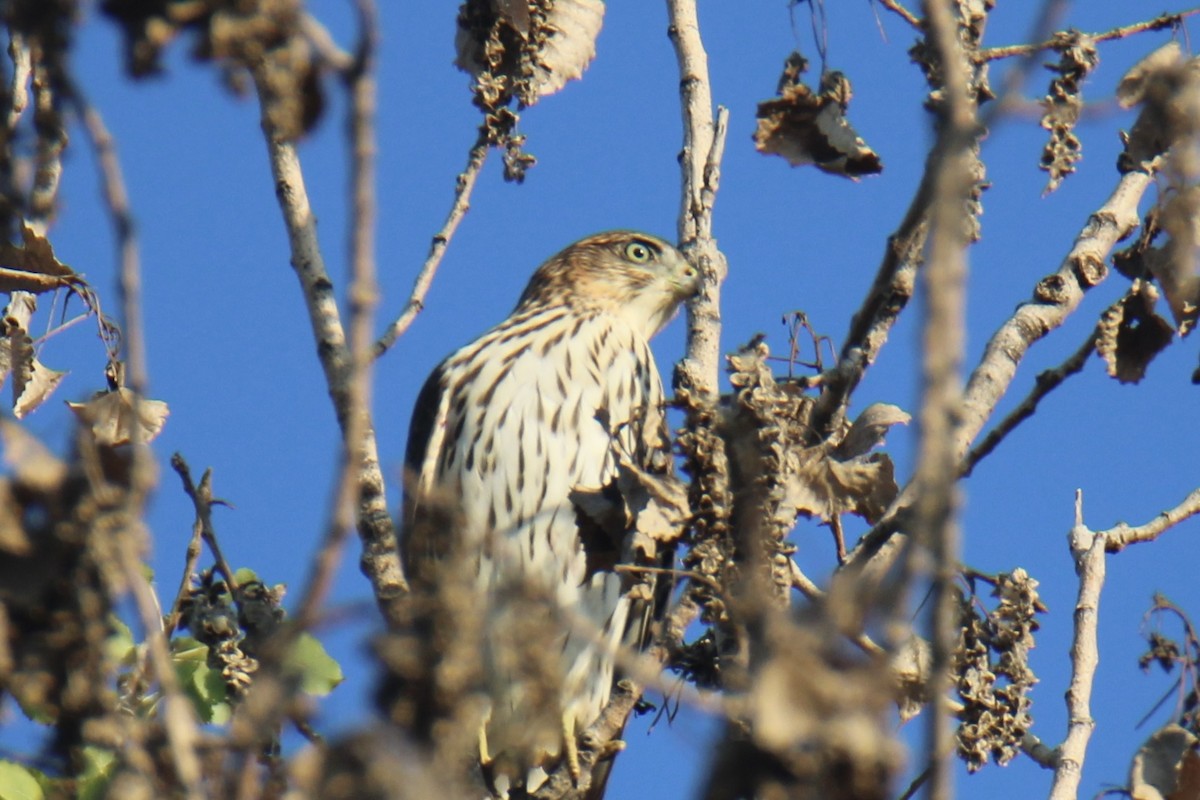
left=6, top=1, right=1200, bottom=797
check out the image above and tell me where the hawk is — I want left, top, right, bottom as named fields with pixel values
left=403, top=231, right=698, bottom=795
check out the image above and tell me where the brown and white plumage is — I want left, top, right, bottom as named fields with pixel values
left=403, top=231, right=698, bottom=793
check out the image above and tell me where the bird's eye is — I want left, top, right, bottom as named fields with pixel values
left=624, top=241, right=654, bottom=264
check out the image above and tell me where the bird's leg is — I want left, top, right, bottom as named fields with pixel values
left=562, top=711, right=581, bottom=785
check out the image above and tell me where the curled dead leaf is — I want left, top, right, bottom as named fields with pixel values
left=0, top=225, right=79, bottom=294
left=456, top=0, right=604, bottom=106
left=1097, top=283, right=1175, bottom=384
left=754, top=53, right=883, bottom=179
left=786, top=448, right=899, bottom=526
left=837, top=403, right=911, bottom=460
left=1118, top=42, right=1184, bottom=109
left=68, top=387, right=170, bottom=446
left=2, top=316, right=68, bottom=418
left=891, top=635, right=932, bottom=724
left=1129, top=724, right=1200, bottom=800
left=0, top=418, right=67, bottom=492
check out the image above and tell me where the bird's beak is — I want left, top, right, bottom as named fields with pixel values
left=675, top=259, right=702, bottom=299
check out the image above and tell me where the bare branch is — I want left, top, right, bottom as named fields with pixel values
left=294, top=0, right=382, bottom=632
left=877, top=0, right=922, bottom=30
left=956, top=170, right=1152, bottom=458
left=253, top=77, right=408, bottom=622
left=668, top=0, right=728, bottom=398
left=981, top=11, right=1196, bottom=62
left=374, top=134, right=488, bottom=358
left=913, top=2, right=976, bottom=796
left=118, top=541, right=206, bottom=800
left=1103, top=488, right=1200, bottom=553
left=960, top=326, right=1096, bottom=478
left=1048, top=491, right=1107, bottom=800
left=170, top=453, right=238, bottom=593
left=847, top=165, right=1157, bottom=569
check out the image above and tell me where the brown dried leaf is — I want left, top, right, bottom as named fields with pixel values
left=891, top=635, right=932, bottom=724
left=1039, top=32, right=1099, bottom=194
left=0, top=418, right=67, bottom=492
left=0, top=225, right=79, bottom=294
left=67, top=387, right=170, bottom=446
left=1097, top=284, right=1175, bottom=384
left=455, top=0, right=604, bottom=107
left=3, top=319, right=68, bottom=418
left=1129, top=724, right=1200, bottom=800
left=1153, top=189, right=1200, bottom=335
left=1118, top=42, right=1184, bottom=109
left=837, top=403, right=911, bottom=459
left=786, top=447, right=899, bottom=526
left=755, top=56, right=883, bottom=179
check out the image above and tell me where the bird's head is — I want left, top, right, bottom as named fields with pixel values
left=516, top=231, right=701, bottom=338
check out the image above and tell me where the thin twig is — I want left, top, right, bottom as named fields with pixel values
left=106, top=487, right=205, bottom=800
left=374, top=134, right=489, bottom=357
left=170, top=453, right=238, bottom=591
left=293, top=0, right=381, bottom=632
left=877, top=0, right=922, bottom=30
left=847, top=163, right=1157, bottom=569
left=1103, top=488, right=1200, bottom=552
left=981, top=11, right=1196, bottom=61
left=300, top=13, right=354, bottom=73
left=960, top=326, right=1096, bottom=477
left=1048, top=491, right=1107, bottom=800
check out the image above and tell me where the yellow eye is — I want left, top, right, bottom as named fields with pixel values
left=624, top=240, right=654, bottom=264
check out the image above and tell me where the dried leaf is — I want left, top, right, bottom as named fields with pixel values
left=786, top=448, right=898, bottom=526
left=1039, top=32, right=1099, bottom=194
left=891, top=635, right=932, bottom=724
left=1129, top=724, right=1200, bottom=800
left=837, top=403, right=911, bottom=459
left=0, top=419, right=67, bottom=493
left=1097, top=284, right=1175, bottom=384
left=1153, top=189, right=1200, bottom=335
left=3, top=318, right=68, bottom=418
left=755, top=54, right=883, bottom=179
left=1118, top=42, right=1184, bottom=109
left=455, top=0, right=604, bottom=107
left=14, top=359, right=67, bottom=419
left=0, top=225, right=79, bottom=294
left=68, top=387, right=170, bottom=446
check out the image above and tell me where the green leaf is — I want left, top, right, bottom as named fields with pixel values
left=286, top=633, right=344, bottom=696
left=233, top=567, right=259, bottom=585
left=106, top=615, right=137, bottom=667
left=77, top=747, right=116, bottom=800
left=0, top=760, right=45, bottom=800
left=172, top=636, right=230, bottom=724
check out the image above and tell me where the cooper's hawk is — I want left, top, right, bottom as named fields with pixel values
left=403, top=231, right=698, bottom=795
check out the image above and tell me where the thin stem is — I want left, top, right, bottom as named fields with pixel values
left=981, top=11, right=1196, bottom=61
left=1049, top=491, right=1107, bottom=800
left=1104, top=488, right=1200, bottom=552
left=374, top=134, right=489, bottom=357
left=960, top=326, right=1096, bottom=477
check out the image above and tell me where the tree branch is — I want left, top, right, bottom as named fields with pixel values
left=374, top=134, right=488, bottom=358
left=980, top=11, right=1196, bottom=62
left=960, top=326, right=1097, bottom=478
left=252, top=77, right=408, bottom=625
left=913, top=2, right=976, bottom=796
left=668, top=0, right=728, bottom=399
left=293, top=0, right=381, bottom=632
left=1048, top=491, right=1107, bottom=800
left=1103, top=488, right=1200, bottom=553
